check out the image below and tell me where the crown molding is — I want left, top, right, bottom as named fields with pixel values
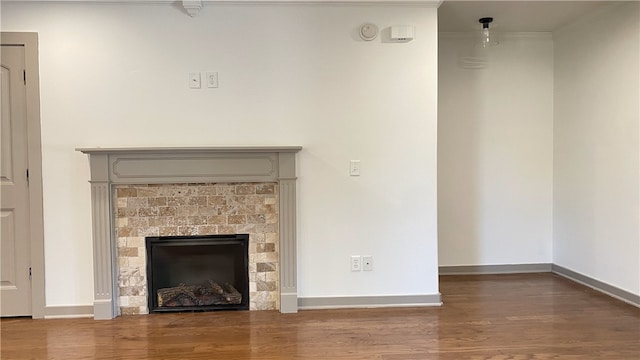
left=2, top=0, right=443, bottom=6
left=439, top=32, right=553, bottom=40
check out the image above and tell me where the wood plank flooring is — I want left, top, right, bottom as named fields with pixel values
left=2, top=273, right=639, bottom=359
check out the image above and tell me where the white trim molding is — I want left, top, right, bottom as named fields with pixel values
left=44, top=305, right=94, bottom=319
left=439, top=263, right=553, bottom=275
left=2, top=0, right=443, bottom=6
left=439, top=32, right=553, bottom=40
left=298, top=294, right=442, bottom=310
left=552, top=265, right=640, bottom=308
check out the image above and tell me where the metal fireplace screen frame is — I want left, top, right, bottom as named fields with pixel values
left=145, top=234, right=250, bottom=312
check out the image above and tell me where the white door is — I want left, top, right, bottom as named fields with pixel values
left=1, top=44, right=32, bottom=316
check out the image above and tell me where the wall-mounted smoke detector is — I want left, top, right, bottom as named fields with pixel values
left=359, top=23, right=379, bottom=41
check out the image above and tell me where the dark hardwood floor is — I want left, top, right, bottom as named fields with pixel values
left=2, top=273, right=639, bottom=359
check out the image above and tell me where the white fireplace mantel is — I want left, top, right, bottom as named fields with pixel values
left=77, top=146, right=302, bottom=319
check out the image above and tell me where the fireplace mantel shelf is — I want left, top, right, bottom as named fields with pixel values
left=77, top=146, right=302, bottom=154
left=78, top=145, right=302, bottom=319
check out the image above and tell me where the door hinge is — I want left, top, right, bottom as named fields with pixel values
left=26, top=168, right=29, bottom=185
left=23, top=70, right=26, bottom=85
left=29, top=267, right=32, bottom=281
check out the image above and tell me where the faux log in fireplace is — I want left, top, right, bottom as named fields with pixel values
left=145, top=234, right=249, bottom=313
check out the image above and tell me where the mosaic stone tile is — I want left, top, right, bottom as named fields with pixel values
left=256, top=184, right=276, bottom=195
left=115, top=183, right=279, bottom=314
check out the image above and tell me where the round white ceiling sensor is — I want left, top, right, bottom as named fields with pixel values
left=359, top=23, right=378, bottom=41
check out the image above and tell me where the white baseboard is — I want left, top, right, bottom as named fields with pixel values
left=298, top=294, right=442, bottom=310
left=439, top=263, right=552, bottom=275
left=551, top=264, right=640, bottom=308
left=44, top=305, right=93, bottom=319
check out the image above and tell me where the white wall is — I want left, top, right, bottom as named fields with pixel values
left=1, top=2, right=439, bottom=306
left=553, top=2, right=640, bottom=295
left=438, top=33, right=554, bottom=266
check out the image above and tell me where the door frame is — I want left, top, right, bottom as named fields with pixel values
left=1, top=32, right=45, bottom=318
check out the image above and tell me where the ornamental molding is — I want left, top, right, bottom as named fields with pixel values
left=4, top=0, right=442, bottom=6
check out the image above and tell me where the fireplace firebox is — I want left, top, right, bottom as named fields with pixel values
left=145, top=234, right=249, bottom=313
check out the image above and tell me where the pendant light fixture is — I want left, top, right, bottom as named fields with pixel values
left=478, top=17, right=499, bottom=48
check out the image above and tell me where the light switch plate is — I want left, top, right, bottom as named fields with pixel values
left=189, top=72, right=201, bottom=89
left=350, top=160, right=361, bottom=176
left=351, top=255, right=362, bottom=271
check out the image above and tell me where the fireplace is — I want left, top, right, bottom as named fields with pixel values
left=146, top=234, right=249, bottom=312
left=77, top=146, right=302, bottom=319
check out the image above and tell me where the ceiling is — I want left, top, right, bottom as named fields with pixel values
left=439, top=1, right=615, bottom=32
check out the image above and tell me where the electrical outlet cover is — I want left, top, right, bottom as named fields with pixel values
left=206, top=71, right=218, bottom=88
left=362, top=255, right=373, bottom=271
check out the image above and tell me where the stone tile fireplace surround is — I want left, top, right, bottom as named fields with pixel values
left=115, top=182, right=278, bottom=314
left=78, top=147, right=301, bottom=320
